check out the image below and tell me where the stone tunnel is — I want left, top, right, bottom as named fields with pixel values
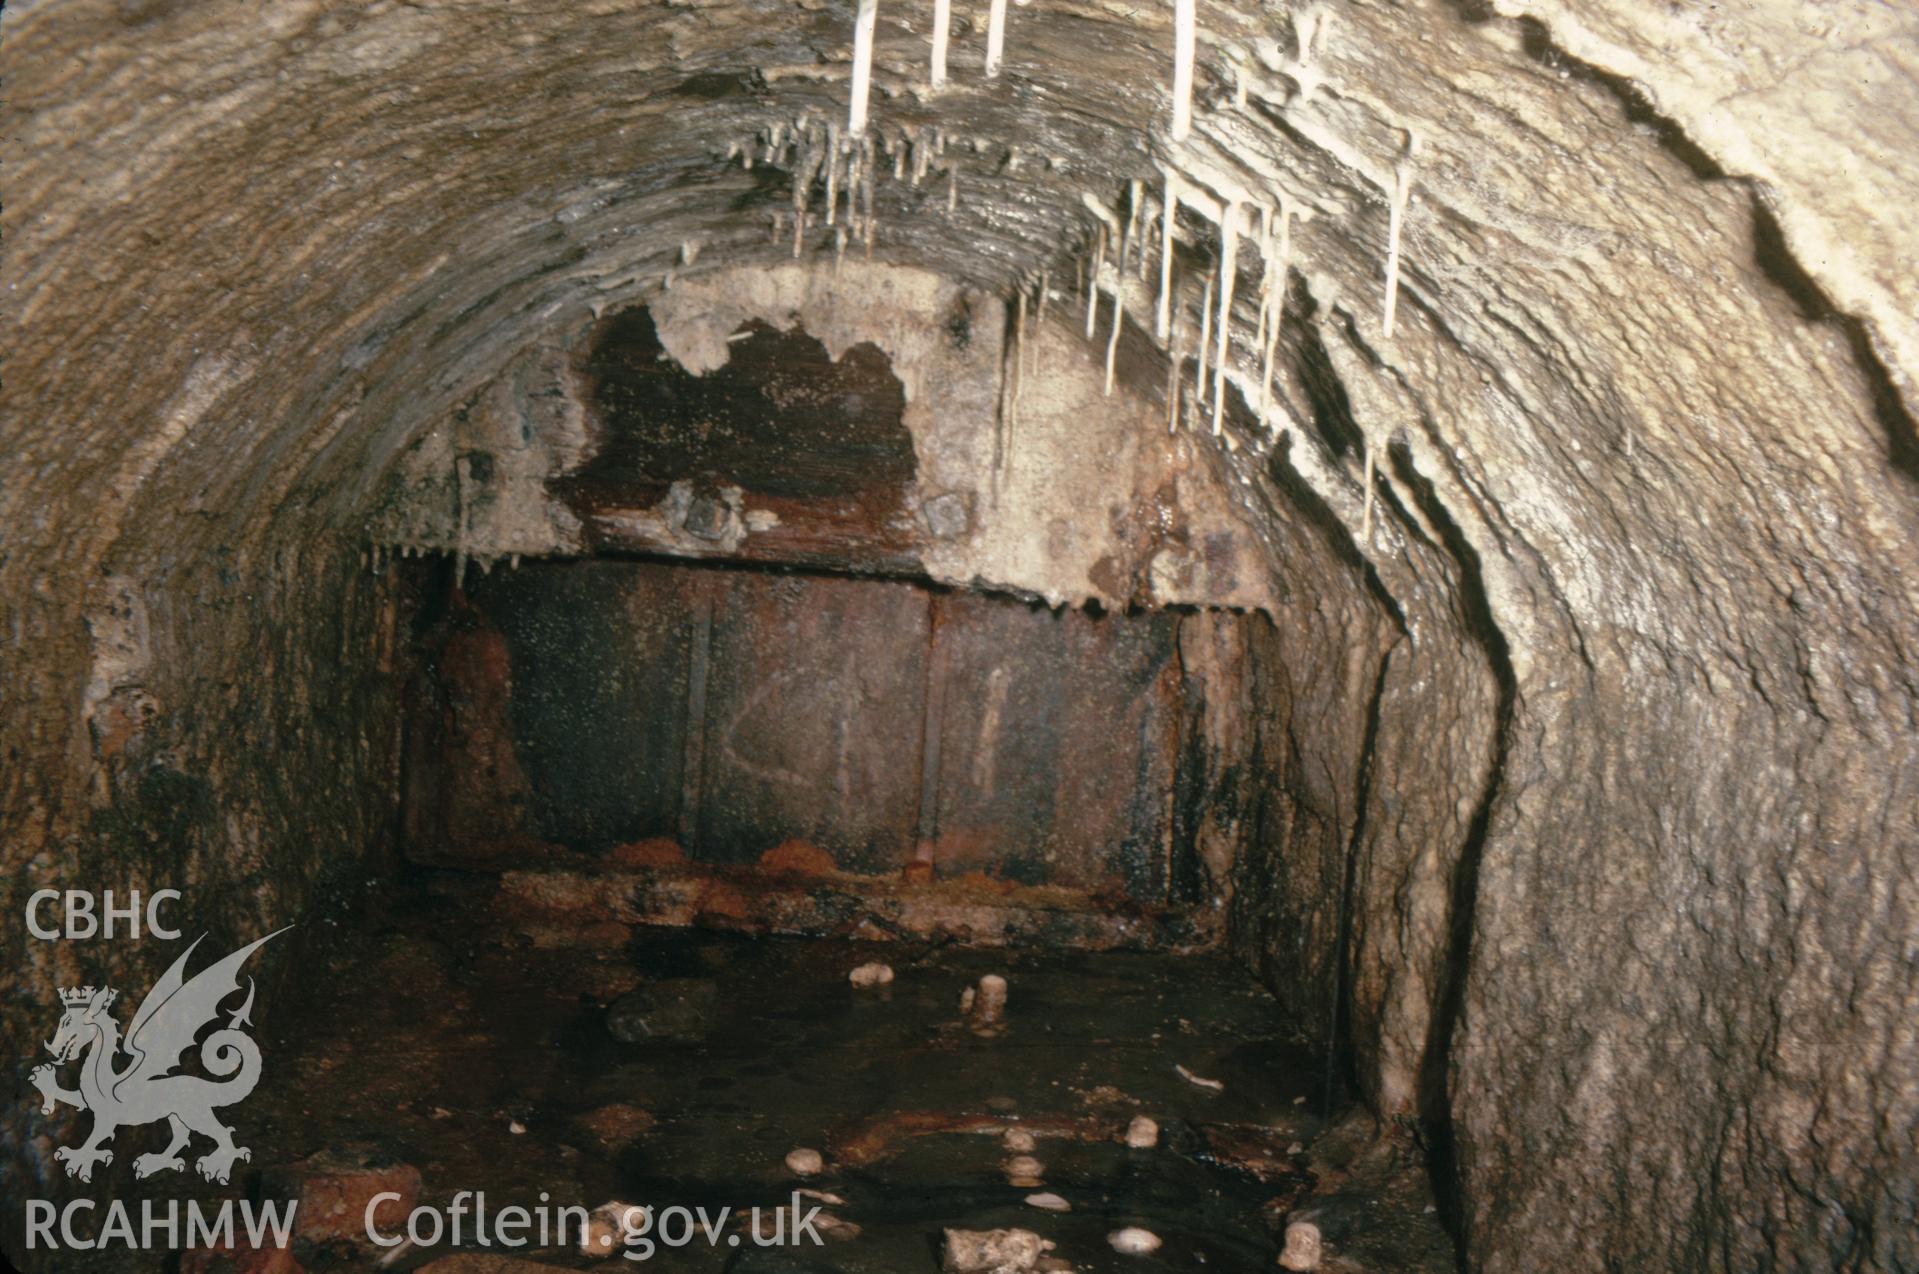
left=2, top=1, right=1915, bottom=1271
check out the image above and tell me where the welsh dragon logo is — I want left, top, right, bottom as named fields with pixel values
left=30, top=929, right=287, bottom=1184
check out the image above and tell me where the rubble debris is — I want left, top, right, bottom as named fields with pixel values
left=1278, top=1220, right=1323, bottom=1270
left=582, top=1202, right=644, bottom=1259
left=968, top=973, right=1009, bottom=1026
left=943, top=1227, right=1051, bottom=1272
left=1124, top=1115, right=1159, bottom=1148
left=1024, top=1191, right=1071, bottom=1212
left=785, top=1146, right=826, bottom=1176
left=1004, top=1126, right=1038, bottom=1152
left=1175, top=1062, right=1224, bottom=1090
left=849, top=961, right=896, bottom=988
left=606, top=978, right=720, bottom=1042
left=1107, top=1226, right=1162, bottom=1255
left=1004, top=1153, right=1045, bottom=1186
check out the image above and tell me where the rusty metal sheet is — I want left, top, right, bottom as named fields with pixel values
left=928, top=593, right=1182, bottom=900
left=695, top=570, right=931, bottom=872
left=471, top=560, right=699, bottom=849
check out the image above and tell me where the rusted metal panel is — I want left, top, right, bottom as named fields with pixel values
left=695, top=570, right=930, bottom=872
left=456, top=557, right=1195, bottom=909
left=470, top=560, right=697, bottom=848
left=927, top=593, right=1182, bottom=900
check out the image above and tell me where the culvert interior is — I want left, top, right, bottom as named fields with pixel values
left=4, top=2, right=1917, bottom=1272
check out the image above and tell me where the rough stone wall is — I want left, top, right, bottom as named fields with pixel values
left=4, top=0, right=1916, bottom=1269
left=0, top=539, right=403, bottom=1241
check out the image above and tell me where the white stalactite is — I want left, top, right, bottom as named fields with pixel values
left=849, top=0, right=878, bottom=136
left=986, top=0, right=1007, bottom=78
left=931, top=0, right=951, bottom=88
left=825, top=121, right=841, bottom=225
left=1172, top=0, right=1196, bottom=142
left=1167, top=315, right=1183, bottom=433
left=1104, top=284, right=1123, bottom=396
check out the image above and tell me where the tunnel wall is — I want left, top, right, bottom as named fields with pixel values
left=4, top=0, right=1917, bottom=1269
left=0, top=537, right=404, bottom=1226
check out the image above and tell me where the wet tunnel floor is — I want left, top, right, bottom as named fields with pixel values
left=162, top=876, right=1454, bottom=1273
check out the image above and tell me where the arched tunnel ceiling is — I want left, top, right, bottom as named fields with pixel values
left=7, top=0, right=1915, bottom=559
left=4, top=1, right=1918, bottom=1270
